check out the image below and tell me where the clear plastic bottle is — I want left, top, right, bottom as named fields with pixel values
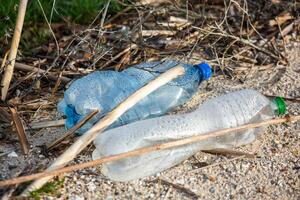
left=92, top=89, right=286, bottom=181
left=58, top=60, right=212, bottom=134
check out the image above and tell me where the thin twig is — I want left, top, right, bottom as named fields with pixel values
left=187, top=155, right=246, bottom=174
left=0, top=50, right=10, bottom=71
left=100, top=44, right=138, bottom=69
left=192, top=26, right=282, bottom=61
left=37, top=0, right=60, bottom=55
left=47, top=110, right=99, bottom=151
left=21, top=65, right=185, bottom=195
left=25, top=119, right=66, bottom=130
left=202, top=148, right=255, bottom=158
left=100, top=0, right=111, bottom=29
left=1, top=0, right=28, bottom=100
left=157, top=178, right=200, bottom=198
left=8, top=71, right=37, bottom=93
left=0, top=115, right=299, bottom=187
left=105, top=6, right=133, bottom=24
left=0, top=58, right=71, bottom=83
left=281, top=18, right=300, bottom=37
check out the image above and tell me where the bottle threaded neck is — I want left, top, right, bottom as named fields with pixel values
left=194, top=62, right=212, bottom=80
left=272, top=97, right=286, bottom=116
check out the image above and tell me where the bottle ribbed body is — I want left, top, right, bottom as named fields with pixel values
left=58, top=60, right=210, bottom=134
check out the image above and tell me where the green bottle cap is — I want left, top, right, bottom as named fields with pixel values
left=272, top=97, right=286, bottom=116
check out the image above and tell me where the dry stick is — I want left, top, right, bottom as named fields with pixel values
left=47, top=110, right=99, bottom=151
left=105, top=6, right=132, bottom=24
left=25, top=119, right=66, bottom=130
left=1, top=115, right=299, bottom=187
left=0, top=58, right=71, bottom=83
left=8, top=71, right=37, bottom=92
left=281, top=18, right=300, bottom=37
left=100, top=44, right=138, bottom=69
left=21, top=65, right=185, bottom=195
left=158, top=178, right=200, bottom=198
left=1, top=0, right=28, bottom=100
left=202, top=148, right=255, bottom=159
left=0, top=51, right=10, bottom=71
left=187, top=155, right=246, bottom=174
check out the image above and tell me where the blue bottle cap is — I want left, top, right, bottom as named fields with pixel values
left=195, top=62, right=212, bottom=80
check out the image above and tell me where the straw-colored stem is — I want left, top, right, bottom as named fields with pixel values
left=0, top=115, right=299, bottom=187
left=21, top=65, right=185, bottom=195
left=1, top=0, right=28, bottom=100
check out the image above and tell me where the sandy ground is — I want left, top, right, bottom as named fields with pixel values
left=0, top=42, right=299, bottom=199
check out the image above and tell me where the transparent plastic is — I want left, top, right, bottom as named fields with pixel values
left=58, top=60, right=211, bottom=134
left=92, top=89, right=280, bottom=181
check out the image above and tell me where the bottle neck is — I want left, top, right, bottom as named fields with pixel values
left=271, top=97, right=286, bottom=116
left=194, top=63, right=212, bottom=81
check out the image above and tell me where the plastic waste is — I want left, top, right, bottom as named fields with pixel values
left=92, top=89, right=286, bottom=181
left=58, top=60, right=212, bottom=134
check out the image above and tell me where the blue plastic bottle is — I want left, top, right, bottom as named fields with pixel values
left=58, top=60, right=212, bottom=134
